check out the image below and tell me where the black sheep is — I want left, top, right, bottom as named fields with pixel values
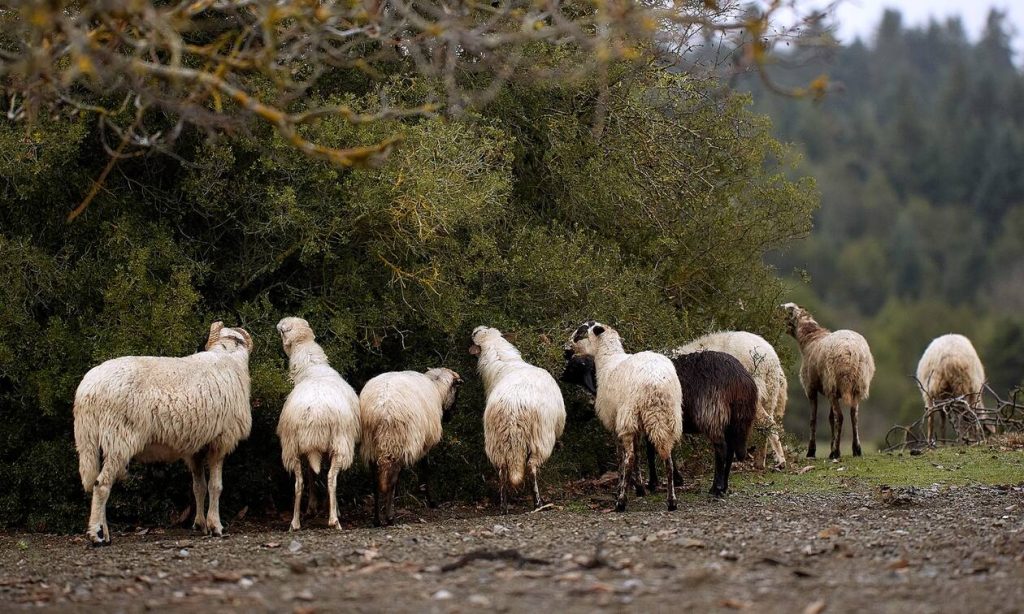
left=561, top=350, right=757, bottom=497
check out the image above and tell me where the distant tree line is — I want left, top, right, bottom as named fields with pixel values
left=745, top=9, right=1024, bottom=437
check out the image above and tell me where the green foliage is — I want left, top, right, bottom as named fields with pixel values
left=0, top=62, right=815, bottom=531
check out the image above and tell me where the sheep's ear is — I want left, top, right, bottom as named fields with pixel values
left=468, top=343, right=481, bottom=356
left=206, top=321, right=225, bottom=350
left=592, top=325, right=605, bottom=337
left=234, top=327, right=254, bottom=351
left=582, top=370, right=597, bottom=396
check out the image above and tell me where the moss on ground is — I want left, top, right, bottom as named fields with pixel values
left=731, top=444, right=1024, bottom=495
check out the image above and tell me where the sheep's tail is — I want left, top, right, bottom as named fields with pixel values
left=74, top=410, right=100, bottom=493
left=638, top=388, right=681, bottom=460
left=307, top=451, right=323, bottom=475
left=507, top=461, right=526, bottom=488
left=728, top=415, right=751, bottom=461
left=727, top=392, right=757, bottom=462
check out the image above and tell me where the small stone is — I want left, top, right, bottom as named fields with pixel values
left=288, top=540, right=302, bottom=553
left=176, top=549, right=189, bottom=558
left=468, top=594, right=491, bottom=606
left=432, top=589, right=454, bottom=600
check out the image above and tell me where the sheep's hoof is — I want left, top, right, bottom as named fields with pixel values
left=209, top=526, right=224, bottom=538
left=772, top=462, right=787, bottom=472
left=289, top=522, right=301, bottom=532
left=828, top=451, right=841, bottom=461
left=806, top=449, right=816, bottom=459
left=667, top=500, right=678, bottom=512
left=708, top=488, right=726, bottom=499
left=614, top=500, right=627, bottom=513
left=852, top=447, right=863, bottom=457
left=328, top=519, right=341, bottom=530
left=191, top=521, right=207, bottom=533
left=646, top=480, right=659, bottom=493
left=88, top=526, right=111, bottom=547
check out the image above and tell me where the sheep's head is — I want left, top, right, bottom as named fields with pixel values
left=467, top=325, right=495, bottom=357
left=206, top=321, right=254, bottom=353
left=779, top=302, right=807, bottom=336
left=277, top=317, right=315, bottom=356
left=426, top=367, right=463, bottom=416
left=566, top=320, right=612, bottom=357
left=560, top=352, right=597, bottom=397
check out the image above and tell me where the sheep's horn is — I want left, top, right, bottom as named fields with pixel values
left=206, top=321, right=225, bottom=350
left=234, top=327, right=254, bottom=351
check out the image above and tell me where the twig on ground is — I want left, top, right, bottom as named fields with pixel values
left=440, top=549, right=550, bottom=572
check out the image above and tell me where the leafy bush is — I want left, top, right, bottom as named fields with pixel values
left=0, top=66, right=815, bottom=531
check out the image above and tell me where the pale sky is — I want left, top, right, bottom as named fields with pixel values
left=826, top=0, right=1024, bottom=59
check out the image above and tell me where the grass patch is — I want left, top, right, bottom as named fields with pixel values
left=732, top=445, right=1024, bottom=494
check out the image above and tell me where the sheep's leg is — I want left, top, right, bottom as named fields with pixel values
left=290, top=463, right=304, bottom=532
left=420, top=455, right=438, bottom=509
left=374, top=461, right=396, bottom=527
left=940, top=409, right=948, bottom=443
left=205, top=455, right=225, bottom=537
left=498, top=466, right=510, bottom=515
left=385, top=465, right=401, bottom=526
left=529, top=463, right=544, bottom=509
left=850, top=403, right=863, bottom=457
left=304, top=463, right=320, bottom=518
left=769, top=432, right=787, bottom=470
left=828, top=398, right=843, bottom=460
left=709, top=440, right=728, bottom=498
left=615, top=435, right=634, bottom=512
left=722, top=439, right=734, bottom=494
left=664, top=455, right=678, bottom=511
left=807, top=392, right=818, bottom=458
left=185, top=454, right=208, bottom=533
left=632, top=433, right=647, bottom=497
left=645, top=438, right=659, bottom=492
left=327, top=455, right=341, bottom=530
left=926, top=406, right=936, bottom=445
left=371, top=461, right=382, bottom=528
left=87, top=453, right=127, bottom=546
left=754, top=437, right=769, bottom=471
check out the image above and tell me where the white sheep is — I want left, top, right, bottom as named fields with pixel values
left=73, top=322, right=253, bottom=545
left=276, top=317, right=361, bottom=531
left=469, top=326, right=566, bottom=513
left=672, top=331, right=788, bottom=469
left=916, top=334, right=986, bottom=444
left=358, top=368, right=463, bottom=526
left=567, top=320, right=682, bottom=512
left=781, top=303, right=875, bottom=459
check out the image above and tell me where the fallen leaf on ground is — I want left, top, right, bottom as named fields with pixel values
left=720, top=598, right=751, bottom=609
left=803, top=599, right=827, bottom=614
left=817, top=526, right=842, bottom=539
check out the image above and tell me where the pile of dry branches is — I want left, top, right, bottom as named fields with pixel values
left=884, top=379, right=1024, bottom=452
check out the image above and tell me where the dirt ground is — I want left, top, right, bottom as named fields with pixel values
left=3, top=475, right=1024, bottom=614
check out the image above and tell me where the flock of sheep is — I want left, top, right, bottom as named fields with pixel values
left=71, top=304, right=988, bottom=545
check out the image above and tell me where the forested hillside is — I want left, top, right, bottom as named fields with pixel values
left=748, top=9, right=1024, bottom=440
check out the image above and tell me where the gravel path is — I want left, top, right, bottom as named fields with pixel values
left=3, top=484, right=1023, bottom=613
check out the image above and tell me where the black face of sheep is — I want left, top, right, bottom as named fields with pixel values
left=560, top=353, right=597, bottom=396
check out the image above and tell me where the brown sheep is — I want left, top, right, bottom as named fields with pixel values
left=781, top=303, right=875, bottom=459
